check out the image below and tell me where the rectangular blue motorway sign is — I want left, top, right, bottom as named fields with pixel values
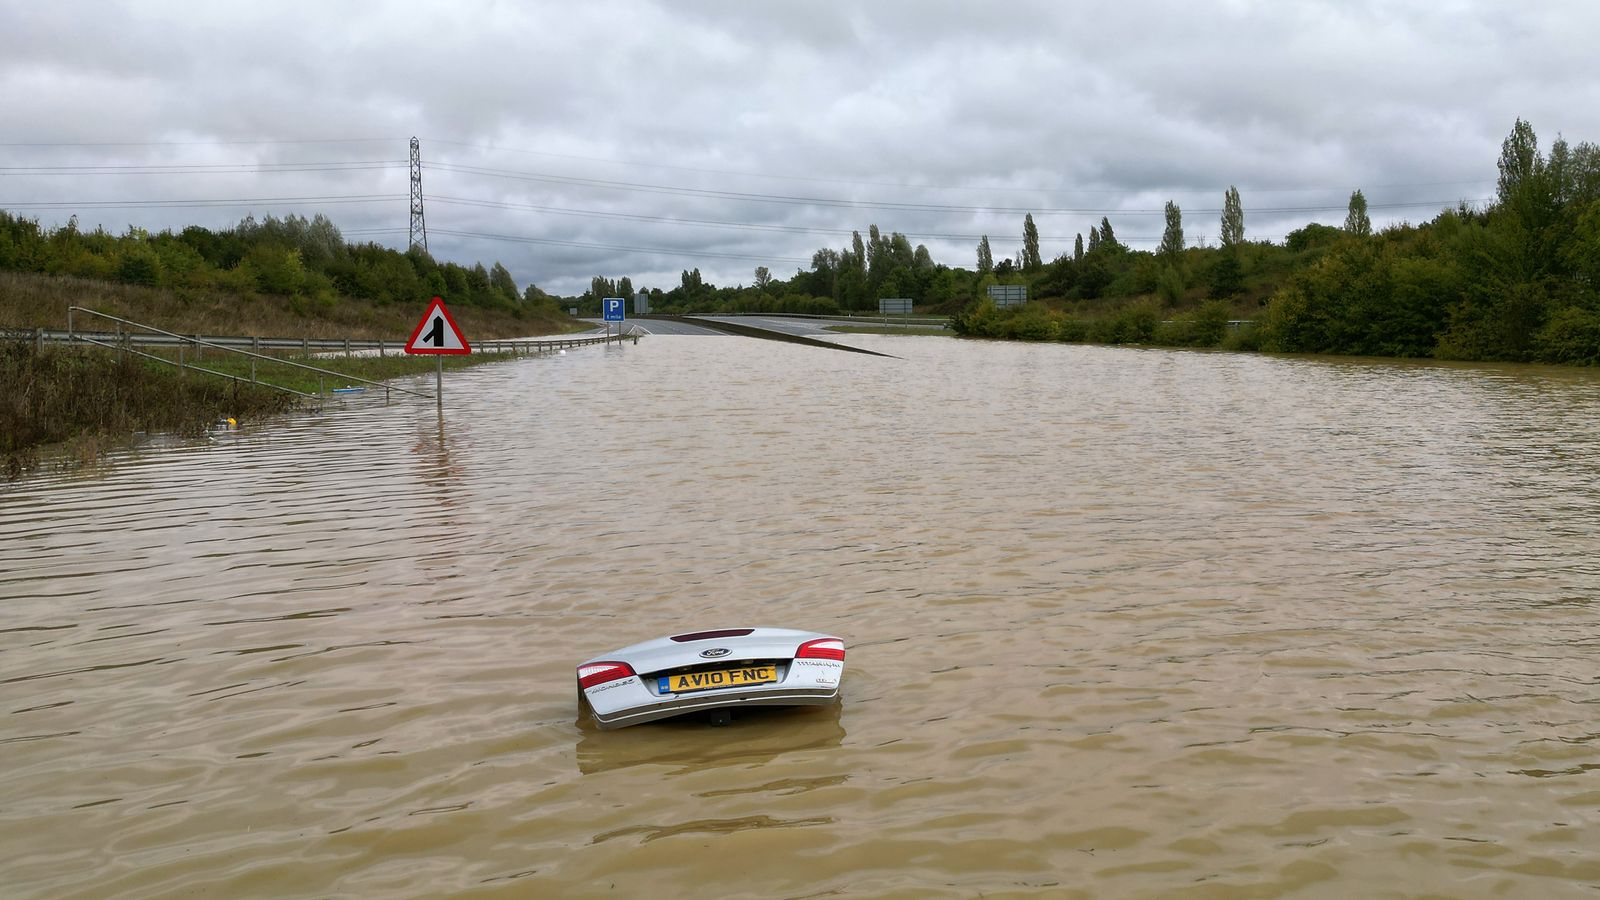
left=603, top=297, right=626, bottom=322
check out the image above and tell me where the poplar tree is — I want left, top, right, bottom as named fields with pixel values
left=977, top=235, right=993, bottom=274
left=1074, top=233, right=1084, bottom=262
left=1220, top=186, right=1245, bottom=247
left=1099, top=217, right=1118, bottom=249
left=1345, top=190, right=1371, bottom=236
left=1088, top=226, right=1101, bottom=252
left=1021, top=213, right=1041, bottom=271
left=1158, top=201, right=1185, bottom=260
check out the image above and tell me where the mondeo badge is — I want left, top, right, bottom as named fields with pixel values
left=700, top=647, right=731, bottom=658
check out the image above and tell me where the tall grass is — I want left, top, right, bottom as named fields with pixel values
left=2, top=340, right=296, bottom=480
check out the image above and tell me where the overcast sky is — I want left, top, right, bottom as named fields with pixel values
left=4, top=0, right=1599, bottom=297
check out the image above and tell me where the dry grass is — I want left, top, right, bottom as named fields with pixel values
left=0, top=271, right=581, bottom=340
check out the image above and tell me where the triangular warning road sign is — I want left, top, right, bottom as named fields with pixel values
left=405, top=296, right=471, bottom=355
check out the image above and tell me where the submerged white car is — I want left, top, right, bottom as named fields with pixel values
left=577, top=627, right=845, bottom=729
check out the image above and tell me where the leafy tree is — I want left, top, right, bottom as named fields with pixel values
left=1087, top=226, right=1100, bottom=252
left=977, top=235, right=993, bottom=274
left=1158, top=201, right=1185, bottom=261
left=1208, top=252, right=1243, bottom=298
left=753, top=266, right=771, bottom=290
left=1074, top=233, right=1084, bottom=262
left=1156, top=264, right=1184, bottom=304
left=1022, top=213, right=1041, bottom=271
left=489, top=261, right=519, bottom=301
left=1099, top=217, right=1119, bottom=249
left=1345, top=189, right=1371, bottom=236
left=1497, top=118, right=1542, bottom=207
left=1221, top=186, right=1245, bottom=247
left=1286, top=222, right=1345, bottom=253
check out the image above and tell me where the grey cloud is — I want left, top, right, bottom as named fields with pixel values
left=3, top=0, right=1598, bottom=295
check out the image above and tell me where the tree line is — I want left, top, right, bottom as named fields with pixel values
left=5, top=119, right=1596, bottom=365
left=0, top=211, right=557, bottom=316
left=948, top=120, right=1600, bottom=365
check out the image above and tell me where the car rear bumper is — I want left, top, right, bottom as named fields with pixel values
left=588, top=684, right=841, bottom=730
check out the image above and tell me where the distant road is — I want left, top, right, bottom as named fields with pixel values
left=577, top=318, right=728, bottom=336
left=579, top=315, right=937, bottom=338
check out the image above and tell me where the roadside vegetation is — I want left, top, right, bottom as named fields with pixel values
left=567, top=120, right=1599, bottom=367
left=0, top=214, right=591, bottom=479
left=949, top=120, right=1600, bottom=365
left=0, top=210, right=577, bottom=331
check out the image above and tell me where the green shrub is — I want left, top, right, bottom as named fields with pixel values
left=1534, top=305, right=1600, bottom=365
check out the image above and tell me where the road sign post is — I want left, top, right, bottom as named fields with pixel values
left=405, top=296, right=471, bottom=405
left=603, top=297, right=625, bottom=345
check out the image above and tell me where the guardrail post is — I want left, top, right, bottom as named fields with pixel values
left=344, top=338, right=351, bottom=357
left=302, top=337, right=309, bottom=354
left=379, top=339, right=385, bottom=357
left=178, top=344, right=185, bottom=374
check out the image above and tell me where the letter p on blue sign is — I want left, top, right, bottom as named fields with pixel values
left=603, top=298, right=625, bottom=322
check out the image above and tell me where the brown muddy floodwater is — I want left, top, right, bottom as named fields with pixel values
left=3, top=335, right=1600, bottom=898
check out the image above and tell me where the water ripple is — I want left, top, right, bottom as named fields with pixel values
left=2, top=339, right=1599, bottom=897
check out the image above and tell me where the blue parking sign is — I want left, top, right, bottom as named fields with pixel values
left=603, top=297, right=626, bottom=322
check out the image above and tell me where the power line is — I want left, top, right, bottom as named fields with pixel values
left=0, top=138, right=398, bottom=147
left=429, top=228, right=811, bottom=264
left=425, top=161, right=1488, bottom=216
left=0, top=194, right=404, bottom=209
left=420, top=136, right=1495, bottom=196
left=429, top=194, right=1189, bottom=243
left=0, top=161, right=405, bottom=175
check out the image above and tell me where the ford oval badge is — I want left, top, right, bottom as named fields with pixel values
left=700, top=647, right=731, bottom=658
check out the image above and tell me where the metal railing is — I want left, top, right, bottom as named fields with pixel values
left=44, top=308, right=640, bottom=404
left=40, top=325, right=624, bottom=356
left=65, top=307, right=433, bottom=403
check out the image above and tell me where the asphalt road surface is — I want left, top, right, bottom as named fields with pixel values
left=577, top=318, right=727, bottom=336
left=581, top=315, right=943, bottom=337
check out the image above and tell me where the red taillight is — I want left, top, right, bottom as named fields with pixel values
left=577, top=661, right=636, bottom=689
left=796, top=638, right=845, bottom=661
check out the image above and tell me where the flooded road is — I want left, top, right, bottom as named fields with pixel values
left=4, top=336, right=1599, bottom=898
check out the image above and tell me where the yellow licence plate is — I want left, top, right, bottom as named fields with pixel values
left=660, top=665, right=777, bottom=694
